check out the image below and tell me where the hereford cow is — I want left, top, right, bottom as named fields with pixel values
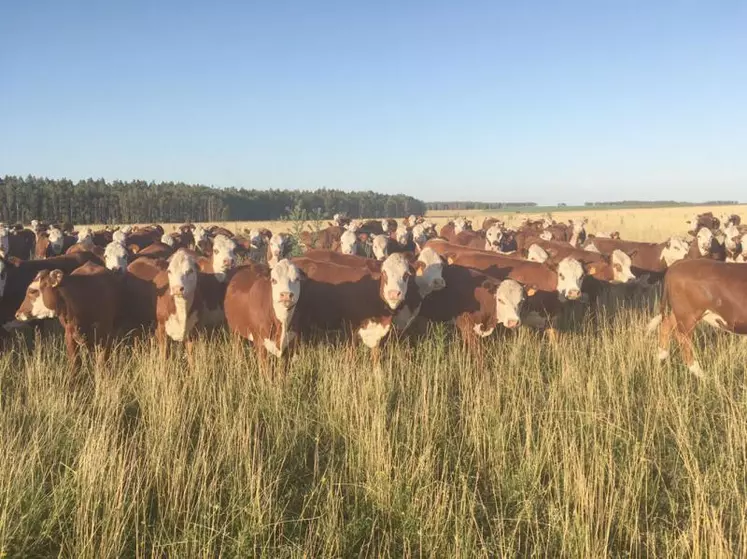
left=582, top=236, right=690, bottom=281
left=35, top=228, right=76, bottom=258
left=14, top=262, right=121, bottom=367
left=225, top=259, right=303, bottom=361
left=267, top=233, right=293, bottom=267
left=646, top=259, right=747, bottom=377
left=103, top=241, right=129, bottom=273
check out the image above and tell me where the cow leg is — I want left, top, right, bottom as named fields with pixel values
left=673, top=323, right=703, bottom=377
left=657, top=313, right=675, bottom=361
left=64, top=327, right=82, bottom=370
left=184, top=338, right=195, bottom=368
left=156, top=323, right=168, bottom=361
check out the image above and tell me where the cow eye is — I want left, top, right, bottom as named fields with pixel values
left=28, top=288, right=38, bottom=295
left=559, top=274, right=565, bottom=280
left=271, top=278, right=277, bottom=284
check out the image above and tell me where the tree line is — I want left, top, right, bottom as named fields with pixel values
left=426, top=201, right=538, bottom=211
left=0, top=176, right=427, bottom=224
left=584, top=200, right=739, bottom=207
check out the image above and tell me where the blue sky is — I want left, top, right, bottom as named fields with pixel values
left=2, top=0, right=745, bottom=204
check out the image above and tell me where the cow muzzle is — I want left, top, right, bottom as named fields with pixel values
left=432, top=277, right=446, bottom=290
left=15, top=311, right=29, bottom=322
left=385, top=290, right=403, bottom=308
left=171, top=286, right=186, bottom=297
left=504, top=318, right=520, bottom=329
left=277, top=292, right=296, bottom=308
left=565, top=289, right=581, bottom=300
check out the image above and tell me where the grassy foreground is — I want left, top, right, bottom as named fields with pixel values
left=1, top=303, right=746, bottom=557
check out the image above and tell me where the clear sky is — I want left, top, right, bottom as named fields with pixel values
left=2, top=1, right=746, bottom=204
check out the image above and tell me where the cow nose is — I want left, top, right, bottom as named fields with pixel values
left=505, top=318, right=520, bottom=329
left=433, top=278, right=446, bottom=290
left=223, top=258, right=232, bottom=268
left=567, top=289, right=581, bottom=300
left=279, top=291, right=294, bottom=302
left=172, top=285, right=185, bottom=296
left=387, top=289, right=402, bottom=300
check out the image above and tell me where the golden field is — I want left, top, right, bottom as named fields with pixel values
left=3, top=205, right=747, bottom=557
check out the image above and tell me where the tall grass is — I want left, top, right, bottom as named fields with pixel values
left=1, top=301, right=746, bottom=556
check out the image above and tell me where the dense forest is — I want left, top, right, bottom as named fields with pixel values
left=426, top=201, right=537, bottom=210
left=0, top=176, right=427, bottom=224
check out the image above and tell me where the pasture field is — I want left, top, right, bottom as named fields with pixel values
left=2, top=206, right=747, bottom=557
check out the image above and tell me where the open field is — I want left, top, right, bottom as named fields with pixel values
left=103, top=203, right=747, bottom=243
left=3, top=206, right=747, bottom=556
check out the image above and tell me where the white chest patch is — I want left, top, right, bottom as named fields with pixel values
left=358, top=320, right=391, bottom=348
left=701, top=310, right=728, bottom=330
left=473, top=323, right=495, bottom=337
left=165, top=298, right=198, bottom=342
left=393, top=304, right=421, bottom=332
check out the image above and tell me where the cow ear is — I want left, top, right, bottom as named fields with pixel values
left=525, top=285, right=538, bottom=296
left=481, top=279, right=498, bottom=294
left=444, top=252, right=457, bottom=265
left=412, top=260, right=426, bottom=276
left=49, top=269, right=64, bottom=287
left=585, top=263, right=597, bottom=275
left=626, top=249, right=638, bottom=258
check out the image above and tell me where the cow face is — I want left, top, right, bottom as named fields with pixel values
left=168, top=249, right=199, bottom=299
left=270, top=259, right=302, bottom=321
left=395, top=225, right=410, bottom=246
left=498, top=230, right=518, bottom=253
left=77, top=227, right=94, bottom=248
left=104, top=241, right=128, bottom=272
left=193, top=225, right=208, bottom=246
left=15, top=270, right=62, bottom=321
left=453, top=217, right=469, bottom=235
left=247, top=229, right=265, bottom=249
left=371, top=234, right=389, bottom=261
left=414, top=247, right=446, bottom=296
left=411, top=224, right=429, bottom=247
left=112, top=229, right=127, bottom=244
left=211, top=235, right=236, bottom=281
left=380, top=253, right=411, bottom=310
left=268, top=233, right=291, bottom=266
left=346, top=220, right=362, bottom=233
left=485, top=224, right=502, bottom=251
left=696, top=228, right=713, bottom=256
left=339, top=230, right=358, bottom=255
left=527, top=244, right=549, bottom=263
left=570, top=219, right=587, bottom=246
left=610, top=250, right=636, bottom=283
left=495, top=279, right=524, bottom=329
left=161, top=233, right=175, bottom=247
left=556, top=257, right=584, bottom=300
left=48, top=228, right=64, bottom=255
left=539, top=230, right=553, bottom=241
left=661, top=237, right=689, bottom=266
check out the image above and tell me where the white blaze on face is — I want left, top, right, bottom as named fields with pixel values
left=248, top=229, right=264, bottom=249
left=18, top=278, right=57, bottom=320
left=339, top=230, right=358, bottom=255
left=112, top=229, right=127, bottom=244
left=395, top=225, right=410, bottom=246
left=168, top=249, right=198, bottom=299
left=104, top=241, right=128, bottom=272
left=333, top=213, right=342, bottom=226
left=371, top=234, right=389, bottom=261
left=0, top=226, right=8, bottom=257
left=381, top=253, right=410, bottom=310
left=611, top=250, right=636, bottom=283
left=415, top=247, right=445, bottom=296
left=380, top=219, right=390, bottom=233
left=346, top=220, right=362, bottom=233
left=211, top=234, right=236, bottom=281
left=77, top=227, right=94, bottom=249
left=408, top=214, right=417, bottom=226
left=271, top=259, right=301, bottom=321
left=31, top=219, right=39, bottom=230
left=48, top=228, right=64, bottom=254
left=485, top=224, right=502, bottom=252
left=193, top=226, right=208, bottom=244
left=269, top=233, right=289, bottom=266
left=556, top=257, right=584, bottom=300
left=495, top=279, right=524, bottom=328
left=453, top=218, right=468, bottom=235
left=661, top=237, right=689, bottom=266
left=411, top=224, right=428, bottom=246
left=696, top=228, right=713, bottom=256
left=722, top=223, right=740, bottom=251
left=527, top=244, right=549, bottom=263
left=540, top=230, right=552, bottom=241
left=159, top=233, right=174, bottom=247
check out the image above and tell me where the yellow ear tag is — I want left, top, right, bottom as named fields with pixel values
left=527, top=287, right=537, bottom=296
left=588, top=265, right=596, bottom=275
left=447, top=257, right=455, bottom=265
left=416, top=267, right=424, bottom=276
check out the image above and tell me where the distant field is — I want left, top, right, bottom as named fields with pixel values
left=5, top=204, right=747, bottom=556
left=107, top=203, right=747, bottom=243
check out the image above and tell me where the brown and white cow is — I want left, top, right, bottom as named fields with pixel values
left=15, top=262, right=121, bottom=366
left=35, top=227, right=76, bottom=258
left=582, top=236, right=690, bottom=281
left=103, top=241, right=129, bottom=273
left=267, top=233, right=293, bottom=267
left=647, top=259, right=747, bottom=376
left=225, top=259, right=303, bottom=361
left=156, top=249, right=202, bottom=358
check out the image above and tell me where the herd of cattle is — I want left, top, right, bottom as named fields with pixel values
left=0, top=210, right=745, bottom=374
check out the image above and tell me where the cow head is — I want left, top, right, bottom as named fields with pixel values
left=569, top=219, right=587, bottom=246
left=380, top=219, right=393, bottom=234
left=453, top=217, right=469, bottom=235
left=161, top=233, right=175, bottom=247
left=15, top=269, right=63, bottom=321
left=539, top=230, right=553, bottom=241
left=395, top=225, right=410, bottom=246
left=268, top=233, right=291, bottom=267
left=379, top=253, right=411, bottom=310
left=498, top=230, right=518, bottom=253
left=555, top=257, right=584, bottom=300
left=485, top=224, right=502, bottom=252
left=414, top=247, right=446, bottom=296
left=610, top=249, right=636, bottom=283
left=345, top=220, right=362, bottom=233
left=112, top=229, right=127, bottom=244
left=527, top=244, right=549, bottom=263
left=104, top=241, right=128, bottom=273
left=495, top=279, right=525, bottom=329
left=211, top=235, right=236, bottom=281
left=411, top=223, right=430, bottom=247
left=0, top=225, right=8, bottom=258
left=77, top=227, right=94, bottom=249
left=371, top=234, right=390, bottom=261
left=120, top=225, right=133, bottom=235
left=193, top=225, right=208, bottom=245
left=168, top=249, right=199, bottom=300
left=270, top=259, right=302, bottom=322
left=661, top=237, right=689, bottom=266
left=48, top=228, right=64, bottom=255
left=695, top=227, right=713, bottom=256
left=339, top=230, right=358, bottom=255
left=247, top=229, right=265, bottom=249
